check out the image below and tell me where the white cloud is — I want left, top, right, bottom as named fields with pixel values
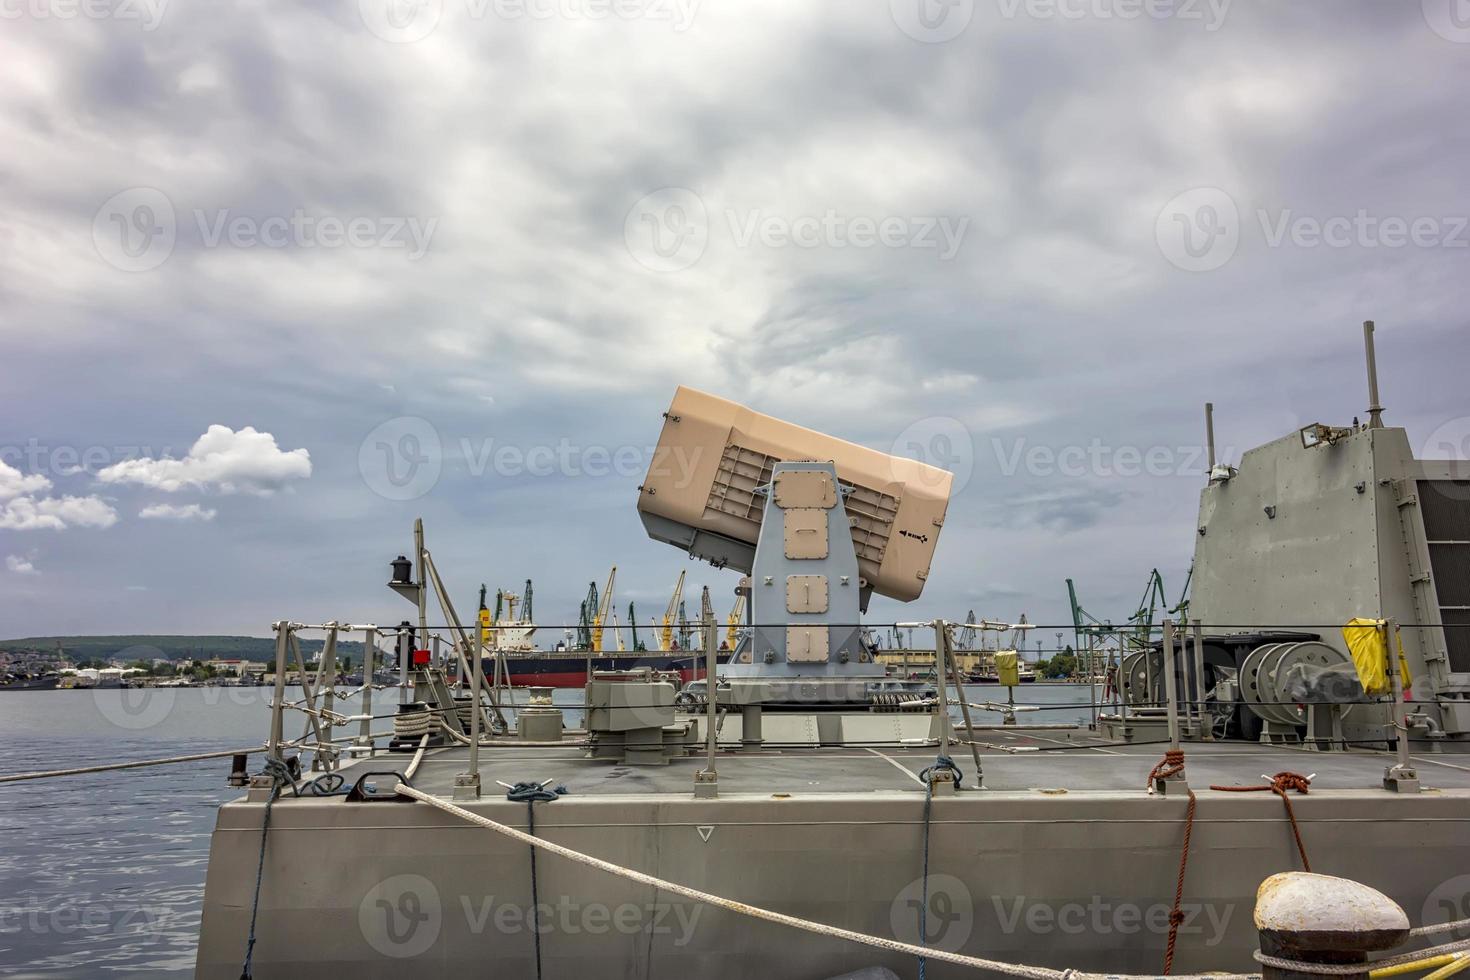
left=0, top=494, right=120, bottom=530
left=98, top=425, right=312, bottom=496
left=139, top=503, right=218, bottom=522
left=0, top=459, right=52, bottom=500
left=6, top=554, right=38, bottom=575
left=0, top=459, right=118, bottom=530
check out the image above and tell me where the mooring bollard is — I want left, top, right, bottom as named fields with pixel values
left=1255, top=872, right=1409, bottom=980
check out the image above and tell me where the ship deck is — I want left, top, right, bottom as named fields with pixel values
left=345, top=727, right=1470, bottom=800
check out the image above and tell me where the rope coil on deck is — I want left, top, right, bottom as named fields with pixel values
left=391, top=781, right=1256, bottom=980
left=392, top=706, right=436, bottom=739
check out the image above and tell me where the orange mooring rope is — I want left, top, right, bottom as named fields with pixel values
left=1147, top=749, right=1198, bottom=976
left=1209, top=772, right=1313, bottom=872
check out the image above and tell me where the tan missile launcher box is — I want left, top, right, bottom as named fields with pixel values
left=637, top=386, right=952, bottom=605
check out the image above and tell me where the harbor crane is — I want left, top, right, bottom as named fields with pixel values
left=590, top=566, right=616, bottom=652
left=956, top=610, right=978, bottom=651
left=628, top=601, right=646, bottom=651
left=725, top=593, right=745, bottom=651
left=658, top=570, right=685, bottom=652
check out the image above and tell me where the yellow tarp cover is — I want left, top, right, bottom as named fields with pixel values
left=1342, top=618, right=1412, bottom=696
left=995, top=650, right=1020, bottom=687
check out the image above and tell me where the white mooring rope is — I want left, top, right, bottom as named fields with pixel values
left=0, top=746, right=270, bottom=784
left=392, top=782, right=1253, bottom=980
left=1254, top=938, right=1470, bottom=975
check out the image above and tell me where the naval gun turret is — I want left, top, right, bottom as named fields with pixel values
left=637, top=386, right=952, bottom=706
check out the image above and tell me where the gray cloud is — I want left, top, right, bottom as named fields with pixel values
left=1, top=1, right=1468, bottom=637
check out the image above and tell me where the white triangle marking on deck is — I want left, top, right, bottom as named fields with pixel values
left=697, top=826, right=714, bottom=842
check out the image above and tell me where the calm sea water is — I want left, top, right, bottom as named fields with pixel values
left=0, top=681, right=1103, bottom=978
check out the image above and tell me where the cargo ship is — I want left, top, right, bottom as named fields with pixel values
left=451, top=649, right=732, bottom=688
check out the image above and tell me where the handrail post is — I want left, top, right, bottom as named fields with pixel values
left=269, top=622, right=288, bottom=762
left=938, top=620, right=983, bottom=789
left=454, top=627, right=483, bottom=800
left=932, top=619, right=952, bottom=749
left=1162, top=619, right=1181, bottom=749
left=320, top=624, right=339, bottom=769
left=411, top=519, right=425, bottom=706
left=358, top=627, right=376, bottom=754
left=1088, top=631, right=1098, bottom=730
left=1192, top=618, right=1211, bottom=741
left=694, top=588, right=719, bottom=799
left=1382, top=617, right=1419, bottom=793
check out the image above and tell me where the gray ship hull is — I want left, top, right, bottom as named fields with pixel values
left=194, top=740, right=1470, bottom=978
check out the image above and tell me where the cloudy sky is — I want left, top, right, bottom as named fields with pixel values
left=2, top=0, right=1468, bottom=646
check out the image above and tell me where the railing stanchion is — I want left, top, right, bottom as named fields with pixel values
left=358, top=627, right=376, bottom=754
left=268, top=622, right=288, bottom=762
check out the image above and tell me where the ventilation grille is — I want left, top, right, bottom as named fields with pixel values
left=1420, top=482, right=1470, bottom=539
left=703, top=441, right=897, bottom=566
left=1418, top=481, right=1470, bottom=673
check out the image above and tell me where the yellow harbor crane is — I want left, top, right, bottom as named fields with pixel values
left=658, top=569, right=685, bottom=652
left=590, top=566, right=616, bottom=652
left=726, top=593, right=745, bottom=650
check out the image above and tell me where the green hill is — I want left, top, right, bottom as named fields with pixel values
left=0, top=635, right=368, bottom=665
